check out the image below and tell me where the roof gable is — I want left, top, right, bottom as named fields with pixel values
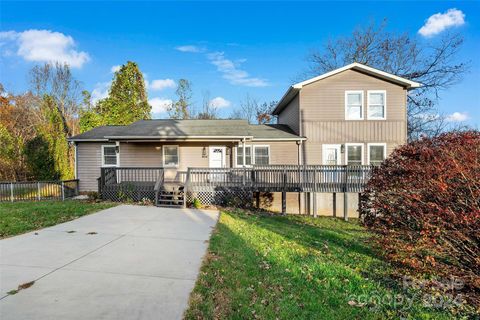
left=273, top=62, right=422, bottom=115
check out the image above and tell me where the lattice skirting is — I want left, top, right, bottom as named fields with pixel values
left=186, top=186, right=254, bottom=207
left=101, top=184, right=155, bottom=202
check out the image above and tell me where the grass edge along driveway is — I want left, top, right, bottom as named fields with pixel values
left=0, top=201, right=117, bottom=238
left=184, top=209, right=451, bottom=320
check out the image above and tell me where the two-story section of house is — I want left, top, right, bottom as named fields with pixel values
left=274, top=62, right=421, bottom=167
left=273, top=63, right=421, bottom=216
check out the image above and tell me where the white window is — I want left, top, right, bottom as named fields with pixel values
left=163, top=145, right=179, bottom=167
left=345, top=91, right=364, bottom=120
left=102, top=145, right=119, bottom=167
left=367, top=90, right=386, bottom=120
left=346, top=143, right=364, bottom=166
left=236, top=146, right=252, bottom=167
left=368, top=143, right=387, bottom=166
left=254, top=146, right=270, bottom=165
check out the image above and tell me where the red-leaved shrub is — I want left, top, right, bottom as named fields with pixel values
left=360, top=131, right=480, bottom=305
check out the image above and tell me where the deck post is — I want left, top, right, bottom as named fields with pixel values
left=313, top=192, right=317, bottom=218
left=10, top=182, right=14, bottom=202
left=343, top=192, right=348, bottom=221
left=37, top=182, right=41, bottom=200
left=255, top=192, right=260, bottom=208
left=61, top=181, right=65, bottom=201
left=281, top=191, right=286, bottom=215
left=332, top=193, right=336, bottom=217
left=358, top=193, right=361, bottom=215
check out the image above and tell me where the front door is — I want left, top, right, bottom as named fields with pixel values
left=322, top=144, right=341, bottom=165
left=209, top=146, right=226, bottom=168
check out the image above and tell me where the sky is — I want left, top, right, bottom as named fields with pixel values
left=0, top=1, right=479, bottom=127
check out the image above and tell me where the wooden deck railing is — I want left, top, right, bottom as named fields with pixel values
left=184, top=165, right=373, bottom=193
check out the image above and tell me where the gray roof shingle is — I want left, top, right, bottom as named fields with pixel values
left=69, top=119, right=303, bottom=141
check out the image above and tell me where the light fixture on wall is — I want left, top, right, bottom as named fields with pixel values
left=115, top=141, right=120, bottom=153
left=202, top=147, right=207, bottom=158
left=226, top=147, right=231, bottom=156
left=340, top=144, right=345, bottom=154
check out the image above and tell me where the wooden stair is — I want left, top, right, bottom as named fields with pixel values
left=156, top=185, right=185, bottom=208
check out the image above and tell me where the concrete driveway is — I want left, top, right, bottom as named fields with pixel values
left=0, top=205, right=218, bottom=320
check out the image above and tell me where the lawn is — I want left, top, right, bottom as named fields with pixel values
left=184, top=210, right=451, bottom=320
left=0, top=201, right=116, bottom=238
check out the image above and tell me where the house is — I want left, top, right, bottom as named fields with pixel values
left=69, top=63, right=421, bottom=216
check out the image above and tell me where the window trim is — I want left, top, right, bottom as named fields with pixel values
left=162, top=145, right=179, bottom=168
left=234, top=145, right=271, bottom=167
left=345, top=90, right=364, bottom=120
left=235, top=145, right=253, bottom=167
left=367, top=143, right=387, bottom=166
left=367, top=90, right=387, bottom=120
left=253, top=145, right=271, bottom=166
left=345, top=143, right=364, bottom=166
left=101, top=144, right=120, bottom=168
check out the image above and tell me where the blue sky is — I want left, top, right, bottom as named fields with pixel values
left=1, top=1, right=479, bottom=126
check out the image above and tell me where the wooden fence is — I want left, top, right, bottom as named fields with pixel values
left=0, top=179, right=79, bottom=202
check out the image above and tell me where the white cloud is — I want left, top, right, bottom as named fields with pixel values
left=418, top=9, right=465, bottom=37
left=0, top=29, right=90, bottom=68
left=149, top=79, right=176, bottom=91
left=207, top=51, right=268, bottom=87
left=175, top=45, right=205, bottom=53
left=91, top=82, right=110, bottom=103
left=111, top=65, right=121, bottom=73
left=149, top=97, right=172, bottom=114
left=446, top=112, right=469, bottom=122
left=209, top=96, right=231, bottom=108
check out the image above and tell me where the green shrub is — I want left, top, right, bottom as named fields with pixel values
left=192, top=198, right=202, bottom=209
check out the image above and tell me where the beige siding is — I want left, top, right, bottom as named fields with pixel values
left=298, top=69, right=407, bottom=165
left=76, top=142, right=110, bottom=192
left=120, top=143, right=162, bottom=167
left=234, top=141, right=299, bottom=166
left=278, top=94, right=300, bottom=134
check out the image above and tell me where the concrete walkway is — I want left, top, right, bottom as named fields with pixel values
left=0, top=205, right=219, bottom=320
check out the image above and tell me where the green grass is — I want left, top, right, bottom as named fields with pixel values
left=185, top=210, right=451, bottom=320
left=0, top=201, right=116, bottom=238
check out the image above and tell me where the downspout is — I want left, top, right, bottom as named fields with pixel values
left=242, top=138, right=246, bottom=167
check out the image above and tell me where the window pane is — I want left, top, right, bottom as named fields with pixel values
left=164, top=146, right=178, bottom=166
left=369, top=92, right=384, bottom=105
left=347, top=145, right=362, bottom=165
left=370, top=145, right=385, bottom=165
left=347, top=93, right=361, bottom=105
left=254, top=147, right=269, bottom=165
left=369, top=105, right=384, bottom=118
left=347, top=106, right=361, bottom=119
left=103, top=147, right=117, bottom=166
left=237, top=146, right=252, bottom=166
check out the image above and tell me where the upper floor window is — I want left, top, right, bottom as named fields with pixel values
left=163, top=145, right=179, bottom=167
left=367, top=90, right=386, bottom=120
left=346, top=143, right=363, bottom=166
left=345, top=91, right=364, bottom=120
left=102, top=145, right=118, bottom=167
left=368, top=143, right=386, bottom=166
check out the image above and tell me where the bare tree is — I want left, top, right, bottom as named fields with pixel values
left=169, top=79, right=193, bottom=119
left=233, top=94, right=258, bottom=124
left=256, top=101, right=278, bottom=124
left=305, top=20, right=468, bottom=140
left=197, top=90, right=218, bottom=119
left=30, top=62, right=82, bottom=137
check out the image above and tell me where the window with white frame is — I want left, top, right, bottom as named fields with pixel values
left=163, top=145, right=179, bottom=167
left=236, top=146, right=252, bottom=166
left=368, top=143, right=386, bottom=166
left=254, top=146, right=270, bottom=165
left=346, top=144, right=363, bottom=166
left=368, top=90, right=386, bottom=120
left=345, top=91, right=364, bottom=120
left=102, top=145, right=118, bottom=167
